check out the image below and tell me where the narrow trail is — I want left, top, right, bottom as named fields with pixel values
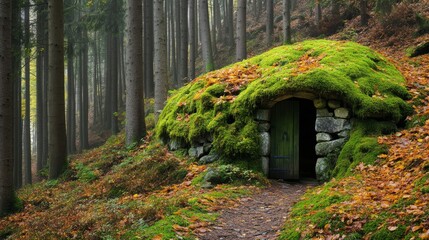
left=199, top=180, right=317, bottom=240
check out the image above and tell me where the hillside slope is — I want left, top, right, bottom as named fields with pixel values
left=1, top=1, right=429, bottom=239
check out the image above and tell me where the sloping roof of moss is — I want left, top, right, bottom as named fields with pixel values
left=156, top=40, right=411, bottom=160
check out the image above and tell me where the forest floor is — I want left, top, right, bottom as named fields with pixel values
left=2, top=2, right=429, bottom=239
left=199, top=181, right=316, bottom=240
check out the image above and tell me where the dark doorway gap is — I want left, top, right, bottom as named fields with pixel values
left=298, top=98, right=317, bottom=179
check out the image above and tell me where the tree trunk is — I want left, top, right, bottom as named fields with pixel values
left=174, top=0, right=181, bottom=87
left=23, top=0, right=32, bottom=185
left=315, top=0, right=322, bottom=30
left=0, top=0, right=15, bottom=214
left=213, top=0, right=222, bottom=46
left=93, top=32, right=99, bottom=126
left=125, top=0, right=146, bottom=145
left=65, top=0, right=75, bottom=154
left=111, top=33, right=119, bottom=134
left=360, top=0, right=368, bottom=26
left=67, top=41, right=76, bottom=154
left=283, top=0, right=291, bottom=44
left=169, top=0, right=176, bottom=87
left=178, top=0, right=188, bottom=86
left=199, top=0, right=214, bottom=72
left=80, top=28, right=89, bottom=150
left=36, top=2, right=45, bottom=172
left=226, top=0, right=234, bottom=48
left=144, top=0, right=154, bottom=98
left=48, top=0, right=67, bottom=179
left=104, top=34, right=112, bottom=130
left=118, top=37, right=125, bottom=111
left=188, top=0, right=196, bottom=80
left=154, top=0, right=169, bottom=122
left=266, top=0, right=273, bottom=46
left=257, top=0, right=262, bottom=18
left=12, top=0, right=22, bottom=189
left=42, top=13, right=49, bottom=168
left=236, top=0, right=247, bottom=61
left=331, top=0, right=340, bottom=17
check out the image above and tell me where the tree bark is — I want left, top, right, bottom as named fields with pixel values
left=111, top=33, right=119, bottom=134
left=42, top=10, right=48, bottom=168
left=331, top=0, right=340, bottom=17
left=103, top=34, right=112, bottom=130
left=188, top=0, right=196, bottom=80
left=125, top=0, right=146, bottom=145
left=0, top=0, right=15, bottom=214
left=23, top=0, right=32, bottom=185
left=144, top=0, right=154, bottom=98
left=154, top=0, right=168, bottom=122
left=48, top=0, right=67, bottom=179
left=178, top=0, right=188, bottom=86
left=266, top=0, right=273, bottom=46
left=80, top=28, right=89, bottom=150
left=65, top=0, right=75, bottom=154
left=67, top=41, right=76, bottom=154
left=12, top=0, right=22, bottom=189
left=360, top=0, right=368, bottom=26
left=283, top=0, right=291, bottom=44
left=226, top=0, right=234, bottom=48
left=315, top=0, right=322, bottom=31
left=199, top=0, right=214, bottom=72
left=174, top=0, right=180, bottom=87
left=36, top=2, right=45, bottom=172
left=236, top=0, right=247, bottom=61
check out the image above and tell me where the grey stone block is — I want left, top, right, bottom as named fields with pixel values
left=256, top=109, right=270, bottom=121
left=316, top=158, right=330, bottom=181
left=260, top=132, right=270, bottom=156
left=338, top=130, right=350, bottom=138
left=334, top=107, right=350, bottom=119
left=196, top=146, right=205, bottom=158
left=261, top=157, right=269, bottom=176
left=315, top=117, right=347, bottom=133
left=328, top=100, right=341, bottom=109
left=313, top=99, right=327, bottom=109
left=258, top=123, right=270, bottom=132
left=316, top=133, right=332, bottom=142
left=315, top=138, right=346, bottom=156
left=317, top=108, right=333, bottom=117
left=188, top=147, right=197, bottom=157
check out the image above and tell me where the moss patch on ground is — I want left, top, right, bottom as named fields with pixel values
left=0, top=134, right=260, bottom=239
left=157, top=40, right=411, bottom=162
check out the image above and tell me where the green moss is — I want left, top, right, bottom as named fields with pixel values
left=344, top=233, right=363, bottom=240
left=74, top=163, right=99, bottom=183
left=363, top=218, right=384, bottom=233
left=280, top=181, right=350, bottom=239
left=371, top=225, right=407, bottom=240
left=333, top=120, right=395, bottom=178
left=157, top=40, right=411, bottom=163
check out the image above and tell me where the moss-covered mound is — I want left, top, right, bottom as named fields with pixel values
left=156, top=40, right=411, bottom=161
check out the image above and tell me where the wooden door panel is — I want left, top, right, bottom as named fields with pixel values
left=269, top=100, right=299, bottom=179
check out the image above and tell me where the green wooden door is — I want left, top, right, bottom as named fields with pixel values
left=270, top=100, right=300, bottom=179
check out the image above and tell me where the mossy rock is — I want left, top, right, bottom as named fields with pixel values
left=157, top=40, right=411, bottom=162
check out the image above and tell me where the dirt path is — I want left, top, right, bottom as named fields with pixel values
left=199, top=180, right=317, bottom=240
